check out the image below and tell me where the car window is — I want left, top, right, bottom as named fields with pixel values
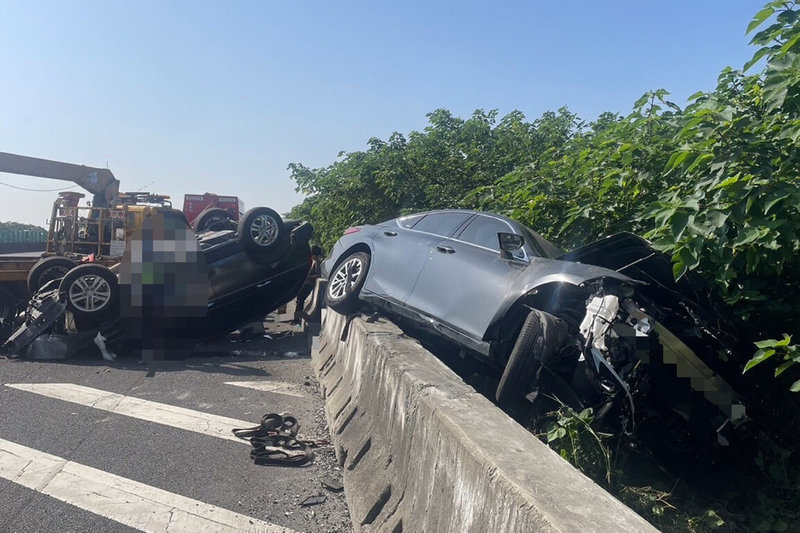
left=457, top=215, right=513, bottom=250
left=411, top=213, right=472, bottom=237
left=397, top=214, right=426, bottom=229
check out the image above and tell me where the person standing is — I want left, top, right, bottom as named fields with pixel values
left=294, top=245, right=323, bottom=323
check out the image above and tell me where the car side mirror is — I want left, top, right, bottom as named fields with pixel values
left=497, top=233, right=525, bottom=252
left=498, top=232, right=524, bottom=252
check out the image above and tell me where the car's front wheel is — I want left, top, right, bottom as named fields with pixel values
left=495, top=309, right=567, bottom=404
left=59, top=264, right=119, bottom=323
left=325, top=252, right=370, bottom=315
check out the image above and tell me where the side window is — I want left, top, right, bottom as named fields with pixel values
left=398, top=214, right=425, bottom=229
left=457, top=216, right=513, bottom=251
left=411, top=213, right=472, bottom=237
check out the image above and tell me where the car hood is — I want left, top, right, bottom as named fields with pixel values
left=559, top=232, right=708, bottom=308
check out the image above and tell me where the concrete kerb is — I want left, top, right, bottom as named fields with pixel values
left=312, top=309, right=657, bottom=533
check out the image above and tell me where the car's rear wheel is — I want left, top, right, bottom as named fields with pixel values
left=325, top=252, right=370, bottom=315
left=27, top=256, right=77, bottom=295
left=495, top=309, right=567, bottom=404
left=239, top=207, right=283, bottom=255
left=59, top=264, right=119, bottom=323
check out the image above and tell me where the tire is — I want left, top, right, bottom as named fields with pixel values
left=193, top=208, right=234, bottom=232
left=0, top=286, right=17, bottom=324
left=27, top=256, right=77, bottom=295
left=495, top=309, right=567, bottom=404
left=59, top=264, right=119, bottom=322
left=325, top=252, right=370, bottom=315
left=238, top=207, right=284, bottom=255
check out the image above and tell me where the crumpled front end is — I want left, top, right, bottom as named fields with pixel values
left=542, top=278, right=747, bottom=448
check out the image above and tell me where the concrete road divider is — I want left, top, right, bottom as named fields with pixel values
left=311, top=310, right=657, bottom=533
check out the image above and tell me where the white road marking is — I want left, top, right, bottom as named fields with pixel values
left=225, top=380, right=307, bottom=398
left=0, top=437, right=295, bottom=533
left=5, top=383, right=251, bottom=444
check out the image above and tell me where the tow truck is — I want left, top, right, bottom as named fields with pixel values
left=0, top=151, right=170, bottom=326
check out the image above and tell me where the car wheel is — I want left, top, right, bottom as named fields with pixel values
left=27, top=256, right=77, bottom=295
left=325, top=252, right=370, bottom=315
left=238, top=207, right=284, bottom=255
left=59, top=264, right=119, bottom=322
left=495, top=309, right=567, bottom=404
left=193, top=208, right=234, bottom=232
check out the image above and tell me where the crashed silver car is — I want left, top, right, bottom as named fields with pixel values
left=322, top=209, right=747, bottom=447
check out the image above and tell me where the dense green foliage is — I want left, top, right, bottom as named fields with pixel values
left=0, top=221, right=47, bottom=232
left=289, top=1, right=800, bottom=390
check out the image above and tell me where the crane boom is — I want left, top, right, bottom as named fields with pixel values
left=0, top=151, right=119, bottom=207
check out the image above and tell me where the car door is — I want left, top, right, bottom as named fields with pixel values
left=404, top=214, right=528, bottom=341
left=366, top=212, right=473, bottom=303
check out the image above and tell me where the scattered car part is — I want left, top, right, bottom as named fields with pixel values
left=320, top=477, right=344, bottom=492
left=300, top=495, right=327, bottom=507
left=232, top=412, right=327, bottom=467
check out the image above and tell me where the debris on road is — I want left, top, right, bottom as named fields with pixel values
left=320, top=477, right=344, bottom=492
left=232, top=412, right=330, bottom=467
left=300, top=495, right=327, bottom=507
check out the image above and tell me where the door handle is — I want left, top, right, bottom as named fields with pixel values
left=383, top=231, right=397, bottom=237
left=436, top=245, right=455, bottom=254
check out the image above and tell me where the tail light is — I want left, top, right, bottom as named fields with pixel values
left=343, top=227, right=361, bottom=235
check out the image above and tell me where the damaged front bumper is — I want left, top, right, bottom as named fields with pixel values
left=575, top=287, right=747, bottom=445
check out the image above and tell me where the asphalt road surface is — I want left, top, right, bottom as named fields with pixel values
left=0, top=316, right=352, bottom=533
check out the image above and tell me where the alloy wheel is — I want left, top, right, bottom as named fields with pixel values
left=328, top=257, right=363, bottom=299
left=68, top=274, right=112, bottom=312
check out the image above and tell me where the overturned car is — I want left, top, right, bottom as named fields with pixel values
left=322, top=209, right=747, bottom=448
left=3, top=207, right=313, bottom=359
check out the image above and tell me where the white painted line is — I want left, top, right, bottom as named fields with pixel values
left=0, top=437, right=295, bottom=533
left=5, top=383, right=251, bottom=444
left=225, top=380, right=307, bottom=398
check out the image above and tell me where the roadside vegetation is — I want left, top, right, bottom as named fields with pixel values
left=290, top=2, right=800, bottom=530
left=0, top=221, right=47, bottom=232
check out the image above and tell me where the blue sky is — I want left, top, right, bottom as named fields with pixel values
left=1, top=1, right=764, bottom=226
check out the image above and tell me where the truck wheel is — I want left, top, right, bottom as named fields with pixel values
left=239, top=207, right=283, bottom=255
left=495, top=309, right=567, bottom=404
left=0, top=286, right=17, bottom=325
left=59, top=264, right=119, bottom=322
left=27, top=256, right=77, bottom=295
left=193, top=208, right=234, bottom=232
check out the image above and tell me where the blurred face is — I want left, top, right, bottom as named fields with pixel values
left=119, top=211, right=209, bottom=360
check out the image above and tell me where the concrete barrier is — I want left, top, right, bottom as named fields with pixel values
left=312, top=310, right=657, bottom=533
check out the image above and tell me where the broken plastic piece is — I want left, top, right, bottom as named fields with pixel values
left=300, top=495, right=326, bottom=506
left=320, top=477, right=343, bottom=492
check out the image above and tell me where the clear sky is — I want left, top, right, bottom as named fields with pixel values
left=0, top=1, right=764, bottom=226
